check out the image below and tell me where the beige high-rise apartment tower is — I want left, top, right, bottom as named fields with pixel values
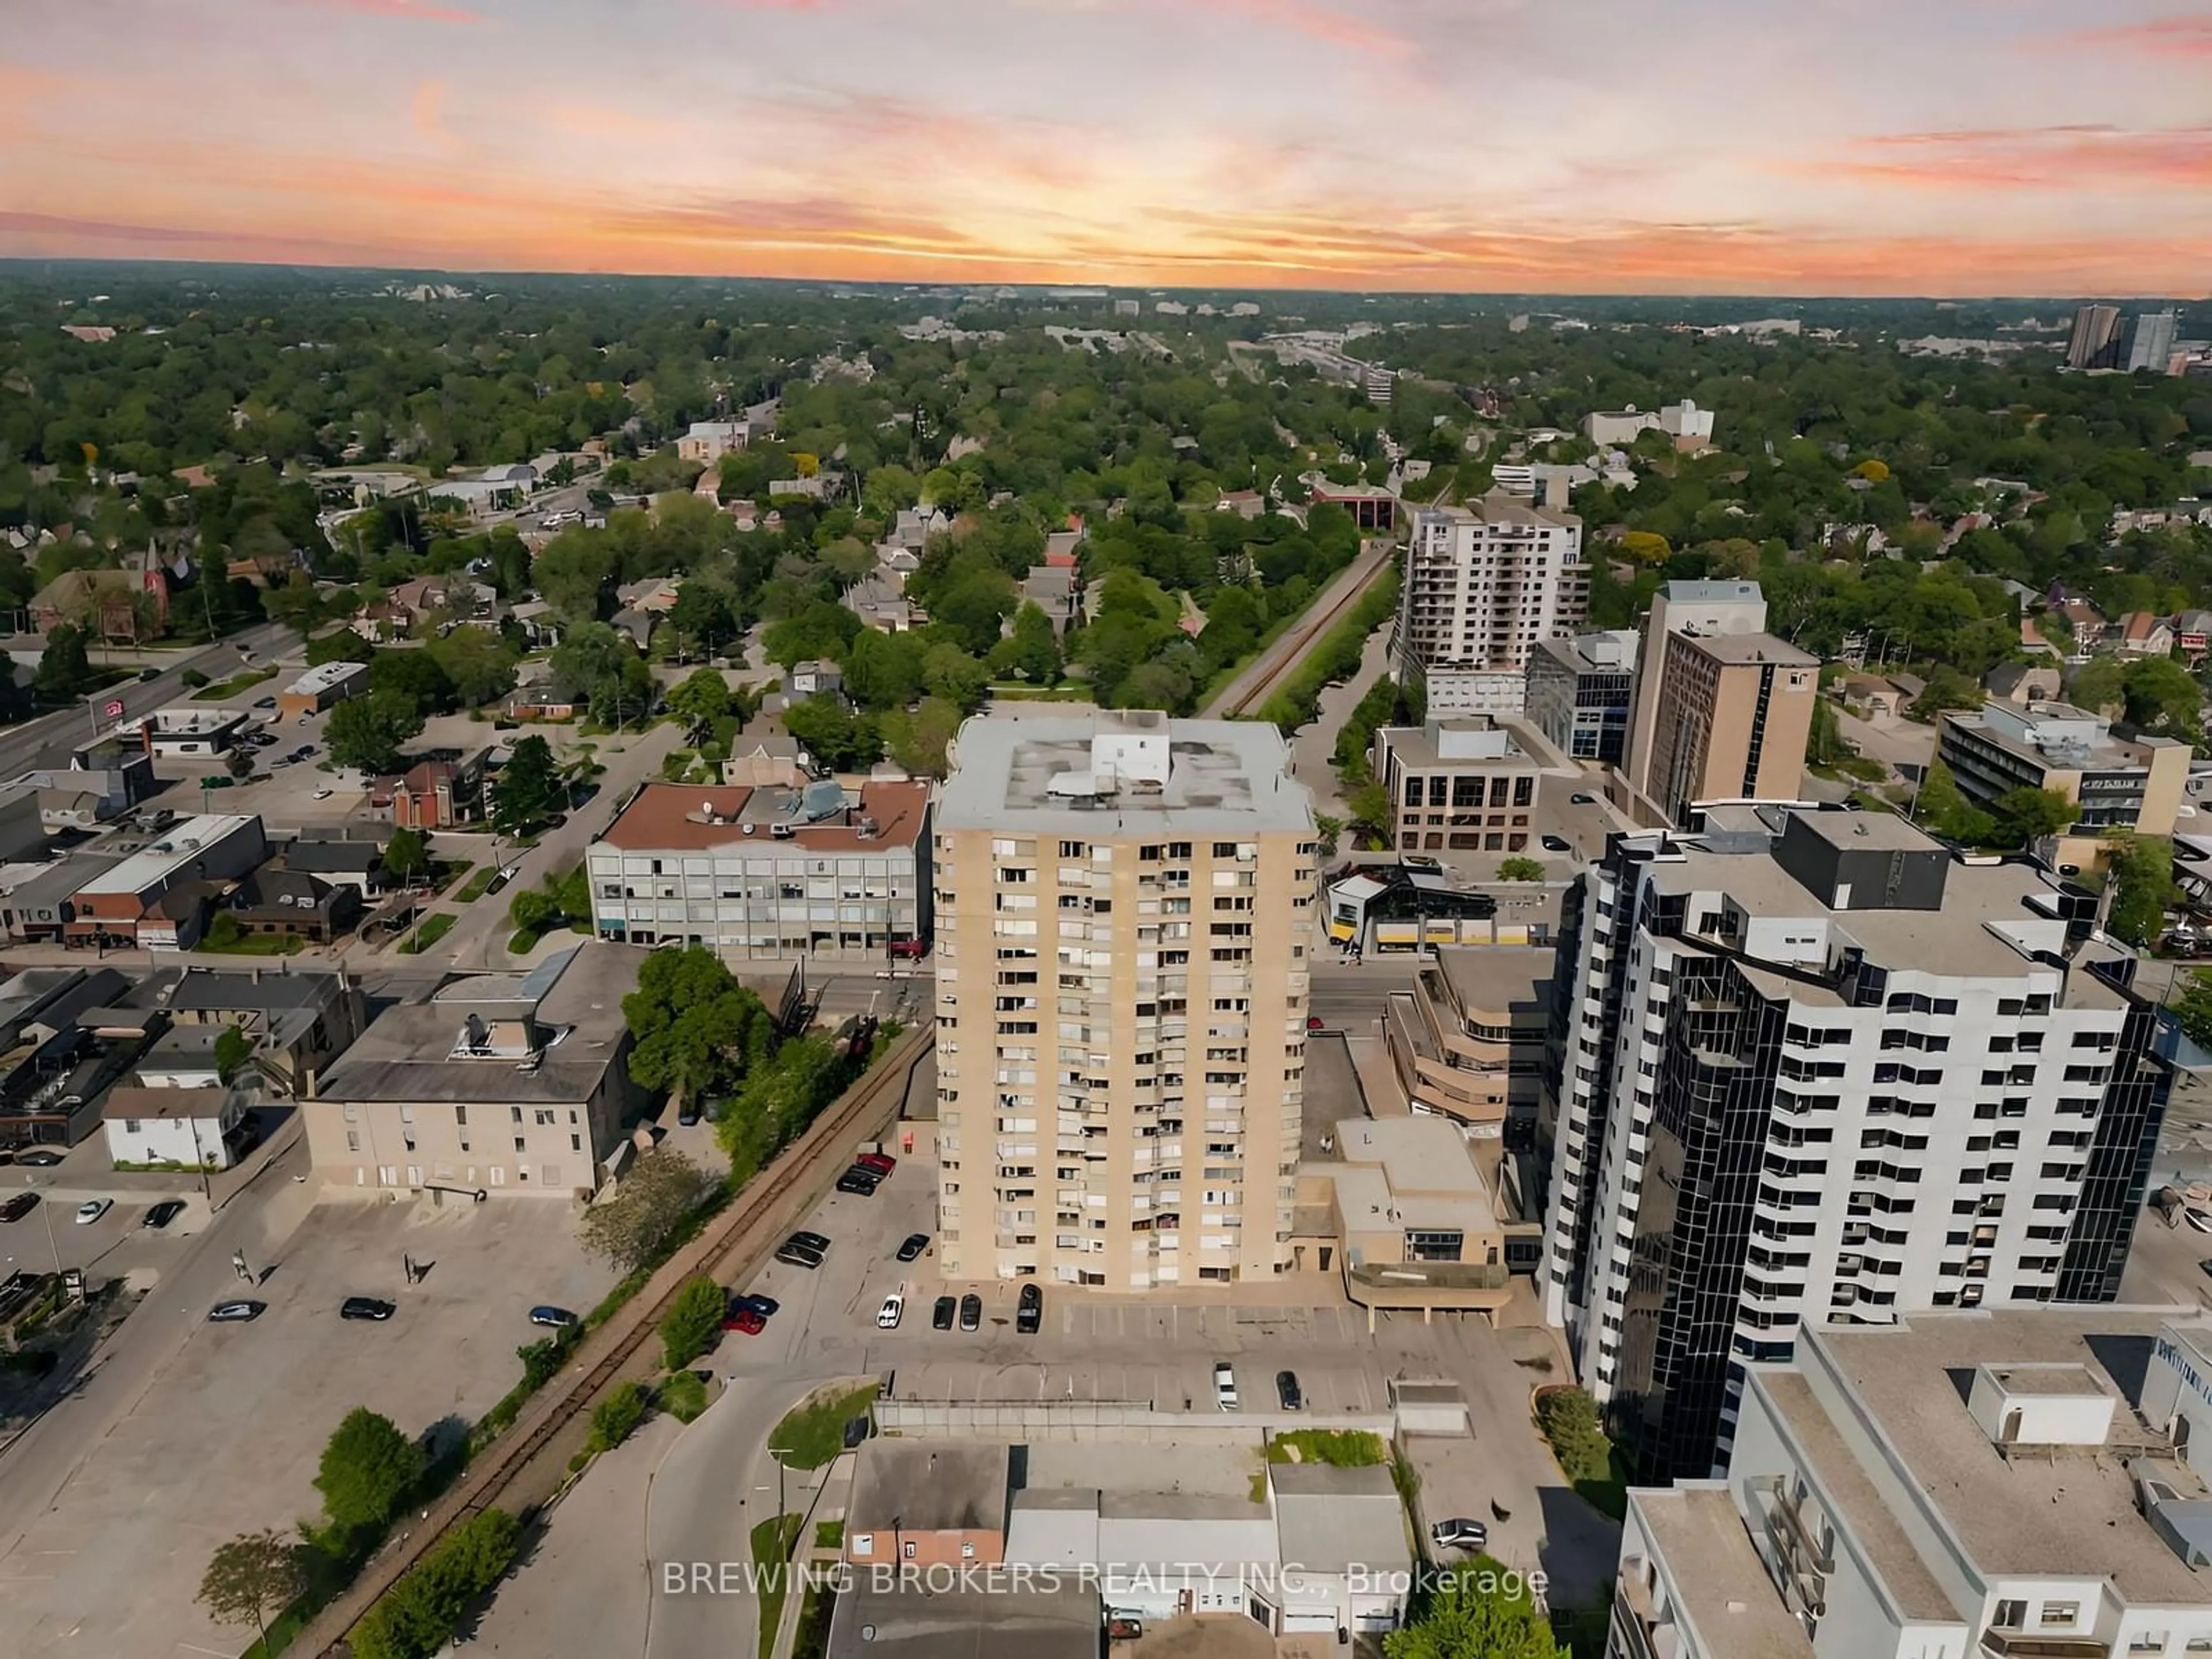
left=931, top=711, right=1320, bottom=1289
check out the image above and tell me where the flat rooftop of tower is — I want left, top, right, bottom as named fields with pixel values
left=939, top=712, right=1313, bottom=836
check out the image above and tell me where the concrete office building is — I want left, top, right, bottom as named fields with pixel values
left=1528, top=630, right=1639, bottom=764
left=1396, top=497, right=1587, bottom=715
left=587, top=779, right=930, bottom=960
left=2067, top=302, right=2124, bottom=369
left=932, top=712, right=1320, bottom=1287
left=2129, top=309, right=2182, bottom=374
left=1623, top=579, right=1771, bottom=799
left=1641, top=631, right=1818, bottom=827
left=1940, top=700, right=2192, bottom=842
left=1539, top=807, right=2170, bottom=1482
left=1373, top=718, right=1550, bottom=855
left=1609, top=1310, right=2212, bottom=1659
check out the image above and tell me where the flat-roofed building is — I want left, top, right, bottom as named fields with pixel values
left=1544, top=807, right=2172, bottom=1482
left=66, top=814, right=266, bottom=948
left=587, top=779, right=930, bottom=960
left=1623, top=580, right=1770, bottom=798
left=1397, top=495, right=1587, bottom=715
left=1528, top=630, right=1639, bottom=764
left=1939, top=699, right=2191, bottom=840
left=1641, top=631, right=1817, bottom=827
left=1383, top=945, right=1551, bottom=1128
left=1611, top=1309, right=2212, bottom=1659
left=304, top=942, right=643, bottom=1196
left=1374, top=717, right=1553, bottom=855
left=115, top=707, right=251, bottom=757
left=277, top=660, right=370, bottom=719
left=933, top=711, right=1320, bottom=1287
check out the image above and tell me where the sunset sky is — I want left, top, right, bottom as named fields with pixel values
left=2, top=0, right=2207, bottom=294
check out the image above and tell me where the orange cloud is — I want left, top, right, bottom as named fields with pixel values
left=1191, top=0, right=1411, bottom=55
left=1796, top=124, right=2212, bottom=190
left=2045, top=16, right=2212, bottom=58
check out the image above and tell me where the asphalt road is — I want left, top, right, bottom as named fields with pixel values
left=0, top=620, right=296, bottom=779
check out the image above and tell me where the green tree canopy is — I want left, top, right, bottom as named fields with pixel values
left=313, top=1407, right=421, bottom=1541
left=492, top=734, right=563, bottom=836
left=197, top=1529, right=308, bottom=1647
left=325, top=691, right=425, bottom=774
left=623, top=945, right=776, bottom=1107
left=1384, top=1564, right=1565, bottom=1659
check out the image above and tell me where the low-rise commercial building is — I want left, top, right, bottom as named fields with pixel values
left=276, top=660, right=370, bottom=718
left=1611, top=1309, right=2212, bottom=1659
left=116, top=707, right=251, bottom=757
left=101, top=1085, right=249, bottom=1171
left=843, top=1443, right=1010, bottom=1571
left=1940, top=699, right=2191, bottom=839
left=588, top=779, right=930, bottom=960
left=1374, top=718, right=1551, bottom=855
left=66, top=814, right=266, bottom=948
left=132, top=964, right=366, bottom=1098
left=306, top=942, right=643, bottom=1196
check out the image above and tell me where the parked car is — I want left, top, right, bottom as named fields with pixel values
left=207, top=1300, right=265, bottom=1323
left=1213, top=1361, right=1239, bottom=1411
left=932, top=1294, right=957, bottom=1331
left=0, top=1192, right=37, bottom=1223
left=73, top=1199, right=111, bottom=1225
left=895, top=1233, right=930, bottom=1262
left=339, top=1296, right=396, bottom=1321
left=887, top=938, right=926, bottom=960
left=877, top=1293, right=904, bottom=1329
left=528, top=1305, right=579, bottom=1329
left=959, top=1293, right=982, bottom=1332
left=790, top=1230, right=830, bottom=1252
left=1277, top=1370, right=1304, bottom=1411
left=775, top=1240, right=824, bottom=1269
left=1017, top=1283, right=1043, bottom=1335
left=835, top=1169, right=881, bottom=1196
left=254, top=696, right=277, bottom=709
left=676, top=1101, right=701, bottom=1127
left=2186, top=1209, right=2212, bottom=1235
left=1430, top=1517, right=1488, bottom=1552
left=721, top=1304, right=766, bottom=1335
left=1540, top=834, right=1571, bottom=853
left=312, top=787, right=334, bottom=801
left=1306, top=1014, right=1325, bottom=1031
left=1570, top=793, right=1596, bottom=805
left=16, top=1148, right=61, bottom=1166
left=733, top=1293, right=779, bottom=1319
left=143, top=1199, right=187, bottom=1230
left=855, top=1151, right=896, bottom=1176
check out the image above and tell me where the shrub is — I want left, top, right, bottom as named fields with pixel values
left=349, top=1509, right=521, bottom=1659
left=658, top=1275, right=725, bottom=1370
left=661, top=1370, right=710, bottom=1423
left=588, top=1380, right=650, bottom=1453
left=181, top=667, right=210, bottom=689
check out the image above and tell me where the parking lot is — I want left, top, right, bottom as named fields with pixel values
left=136, top=694, right=376, bottom=830
left=0, top=1197, right=615, bottom=1659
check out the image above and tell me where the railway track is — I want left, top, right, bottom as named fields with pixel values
left=306, top=1026, right=931, bottom=1654
left=1211, top=541, right=1395, bottom=720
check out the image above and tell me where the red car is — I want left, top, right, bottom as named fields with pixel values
left=720, top=1305, right=766, bottom=1335
left=855, top=1152, right=896, bottom=1176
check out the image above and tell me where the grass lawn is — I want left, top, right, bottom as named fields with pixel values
left=792, top=1580, right=837, bottom=1659
left=1266, top=1428, right=1387, bottom=1466
left=454, top=865, right=502, bottom=903
left=660, top=1370, right=709, bottom=1423
left=769, top=1382, right=877, bottom=1471
left=400, top=912, right=457, bottom=955
left=197, top=932, right=307, bottom=957
left=750, top=1513, right=802, bottom=1654
left=813, top=1519, right=843, bottom=1551
left=191, top=666, right=278, bottom=701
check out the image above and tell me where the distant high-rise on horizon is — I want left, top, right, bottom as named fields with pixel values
left=2127, top=309, right=2181, bottom=374
left=2066, top=303, right=2123, bottom=370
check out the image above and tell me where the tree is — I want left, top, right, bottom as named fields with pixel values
left=197, top=1529, right=308, bottom=1648
left=783, top=694, right=882, bottom=771
left=1907, top=666, right=1983, bottom=722
left=1497, top=857, right=1547, bottom=882
left=660, top=1276, right=726, bottom=1370
left=1991, top=786, right=2080, bottom=847
left=623, top=945, right=775, bottom=1108
left=325, top=691, right=425, bottom=774
left=350, top=1509, right=520, bottom=1659
left=2174, top=970, right=2212, bottom=1052
left=991, top=601, right=1062, bottom=684
left=1914, top=757, right=1993, bottom=844
left=665, top=666, right=734, bottom=737
left=921, top=642, right=988, bottom=710
left=2105, top=834, right=2177, bottom=947
left=384, top=825, right=430, bottom=889
left=2122, top=655, right=2205, bottom=741
left=1806, top=694, right=1853, bottom=768
left=225, top=744, right=255, bottom=781
left=305, top=627, right=377, bottom=667
left=214, top=1023, right=252, bottom=1085
left=668, top=582, right=736, bottom=658
left=588, top=1380, right=652, bottom=1452
left=35, top=623, right=93, bottom=699
left=314, top=1407, right=421, bottom=1541
left=492, top=734, right=563, bottom=836
left=1617, top=530, right=1671, bottom=566
left=577, top=1147, right=716, bottom=1272
left=1384, top=1565, right=1565, bottom=1659
left=368, top=648, right=457, bottom=717
left=2067, top=657, right=2126, bottom=716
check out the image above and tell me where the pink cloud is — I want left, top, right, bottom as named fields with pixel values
left=2044, top=15, right=2212, bottom=58
left=289, top=0, right=486, bottom=22
left=1190, top=0, right=1410, bottom=54
left=1796, top=124, right=2212, bottom=191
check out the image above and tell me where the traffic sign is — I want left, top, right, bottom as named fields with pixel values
left=103, top=700, right=125, bottom=718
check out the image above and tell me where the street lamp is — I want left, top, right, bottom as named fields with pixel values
left=25, top=1175, right=60, bottom=1277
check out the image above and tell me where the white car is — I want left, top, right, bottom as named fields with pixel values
left=312, top=787, right=334, bottom=801
left=876, top=1293, right=903, bottom=1330
left=2187, top=1209, right=2212, bottom=1235
left=1213, top=1361, right=1238, bottom=1411
left=74, top=1199, right=112, bottom=1225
